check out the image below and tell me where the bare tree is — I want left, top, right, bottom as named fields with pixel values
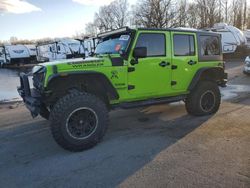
left=85, top=22, right=98, bottom=36
left=132, top=0, right=175, bottom=28
left=229, top=0, right=248, bottom=29
left=9, top=36, right=18, bottom=44
left=243, top=0, right=247, bottom=29
left=195, top=0, right=220, bottom=28
left=186, top=3, right=199, bottom=28
left=247, top=6, right=250, bottom=29
left=109, top=0, right=129, bottom=28
left=94, top=5, right=114, bottom=31
left=175, top=0, right=188, bottom=27
left=94, top=0, right=129, bottom=32
left=85, top=0, right=250, bottom=34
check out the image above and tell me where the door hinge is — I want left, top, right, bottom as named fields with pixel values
left=128, top=85, right=135, bottom=90
left=128, top=67, right=135, bottom=72
left=171, top=65, right=177, bottom=70
left=171, top=81, right=177, bottom=86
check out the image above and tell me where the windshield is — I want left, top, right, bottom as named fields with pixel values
left=95, top=34, right=130, bottom=55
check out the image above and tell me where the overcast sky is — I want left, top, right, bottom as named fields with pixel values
left=0, top=0, right=135, bottom=41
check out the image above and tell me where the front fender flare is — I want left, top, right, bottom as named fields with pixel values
left=46, top=71, right=119, bottom=100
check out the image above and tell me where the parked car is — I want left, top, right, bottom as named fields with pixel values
left=243, top=56, right=250, bottom=75
left=18, top=27, right=227, bottom=152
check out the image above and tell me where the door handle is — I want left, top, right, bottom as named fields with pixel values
left=159, top=61, right=170, bottom=67
left=188, top=60, right=197, bottom=65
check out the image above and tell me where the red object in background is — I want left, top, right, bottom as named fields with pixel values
left=115, top=44, right=121, bottom=52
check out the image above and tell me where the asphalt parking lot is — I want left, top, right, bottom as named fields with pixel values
left=0, top=60, right=249, bottom=188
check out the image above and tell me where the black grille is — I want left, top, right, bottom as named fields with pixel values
left=33, top=72, right=44, bottom=90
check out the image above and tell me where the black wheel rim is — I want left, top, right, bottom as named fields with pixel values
left=66, top=107, right=98, bottom=139
left=200, top=91, right=215, bottom=112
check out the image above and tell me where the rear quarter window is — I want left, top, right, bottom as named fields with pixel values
left=200, top=36, right=220, bottom=56
left=198, top=34, right=222, bottom=61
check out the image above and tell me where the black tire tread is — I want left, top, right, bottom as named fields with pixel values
left=50, top=91, right=108, bottom=152
left=185, top=80, right=221, bottom=116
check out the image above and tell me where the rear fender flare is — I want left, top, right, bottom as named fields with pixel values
left=188, top=67, right=226, bottom=91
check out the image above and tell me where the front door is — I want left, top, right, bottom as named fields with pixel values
left=171, top=32, right=198, bottom=91
left=128, top=32, right=172, bottom=98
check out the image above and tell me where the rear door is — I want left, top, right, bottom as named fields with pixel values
left=171, top=32, right=198, bottom=91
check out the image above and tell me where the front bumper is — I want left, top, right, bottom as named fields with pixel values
left=17, top=73, right=41, bottom=117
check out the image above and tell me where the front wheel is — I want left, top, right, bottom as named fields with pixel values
left=50, top=91, right=108, bottom=152
left=185, top=80, right=221, bottom=116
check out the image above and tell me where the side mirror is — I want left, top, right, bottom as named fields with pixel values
left=133, top=47, right=147, bottom=59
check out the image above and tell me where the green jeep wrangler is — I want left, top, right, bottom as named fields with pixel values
left=18, top=27, right=227, bottom=151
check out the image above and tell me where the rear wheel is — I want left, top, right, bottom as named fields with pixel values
left=185, top=80, right=221, bottom=116
left=50, top=91, right=108, bottom=152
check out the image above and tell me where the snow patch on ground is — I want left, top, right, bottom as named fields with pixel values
left=220, top=84, right=250, bottom=100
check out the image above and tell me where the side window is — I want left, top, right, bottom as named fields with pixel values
left=87, top=41, right=92, bottom=52
left=57, top=45, right=61, bottom=52
left=173, top=34, right=195, bottom=56
left=200, top=35, right=220, bottom=56
left=135, top=33, right=165, bottom=57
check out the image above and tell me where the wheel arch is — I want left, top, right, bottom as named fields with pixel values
left=188, top=67, right=227, bottom=91
left=46, top=71, right=119, bottom=103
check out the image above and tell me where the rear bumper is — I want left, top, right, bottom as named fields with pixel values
left=218, top=72, right=228, bottom=87
left=17, top=73, right=41, bottom=117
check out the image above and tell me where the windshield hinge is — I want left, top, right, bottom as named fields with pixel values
left=128, top=67, right=135, bottom=72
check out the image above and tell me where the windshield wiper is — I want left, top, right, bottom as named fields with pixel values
left=102, top=52, right=113, bottom=55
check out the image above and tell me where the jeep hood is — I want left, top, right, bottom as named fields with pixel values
left=39, top=57, right=109, bottom=67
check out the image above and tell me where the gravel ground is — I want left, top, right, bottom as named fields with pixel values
left=0, top=62, right=249, bottom=188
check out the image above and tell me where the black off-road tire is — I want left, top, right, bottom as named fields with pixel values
left=49, top=91, right=108, bottom=152
left=185, top=80, right=221, bottom=116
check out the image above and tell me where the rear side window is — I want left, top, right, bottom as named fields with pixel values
left=135, top=33, right=165, bottom=57
left=200, top=35, right=220, bottom=56
left=173, top=34, right=195, bottom=56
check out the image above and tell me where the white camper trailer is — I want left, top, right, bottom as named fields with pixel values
left=82, top=37, right=98, bottom=57
left=24, top=44, right=37, bottom=63
left=208, top=23, right=247, bottom=54
left=243, top=30, right=250, bottom=48
left=36, top=38, right=85, bottom=62
left=4, top=44, right=31, bottom=65
left=0, top=46, right=7, bottom=67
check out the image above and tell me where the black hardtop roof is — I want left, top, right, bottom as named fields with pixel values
left=138, top=27, right=221, bottom=35
left=97, top=26, right=221, bottom=38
